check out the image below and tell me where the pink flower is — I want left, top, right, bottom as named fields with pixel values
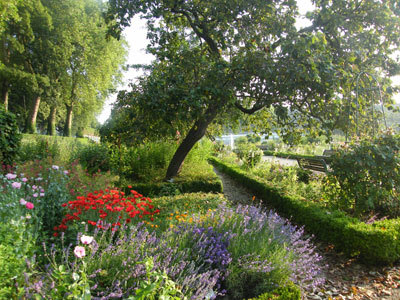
left=74, top=246, right=85, bottom=258
left=26, top=202, right=34, bottom=210
left=6, top=173, right=17, bottom=180
left=20, top=198, right=27, bottom=205
left=64, top=170, right=69, bottom=175
left=40, top=193, right=45, bottom=197
left=33, top=193, right=38, bottom=198
left=32, top=185, right=37, bottom=190
left=12, top=182, right=21, bottom=189
left=22, top=178, right=28, bottom=182
left=52, top=165, right=59, bottom=170
left=80, top=235, right=94, bottom=245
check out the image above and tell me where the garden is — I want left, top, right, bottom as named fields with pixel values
left=2, top=0, right=400, bottom=299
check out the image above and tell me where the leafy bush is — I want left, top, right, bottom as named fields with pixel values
left=261, top=139, right=278, bottom=151
left=325, top=131, right=400, bottom=217
left=0, top=105, right=21, bottom=167
left=296, top=167, right=313, bottom=184
left=247, top=281, right=301, bottom=300
left=234, top=143, right=264, bottom=168
left=0, top=221, right=36, bottom=299
left=74, top=143, right=111, bottom=174
left=19, top=134, right=88, bottom=164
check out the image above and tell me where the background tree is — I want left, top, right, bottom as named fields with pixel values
left=1, top=0, right=127, bottom=135
left=105, top=0, right=400, bottom=180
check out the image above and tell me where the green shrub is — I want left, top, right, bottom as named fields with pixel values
left=247, top=281, right=301, bottom=300
left=296, top=167, right=312, bottom=184
left=112, top=141, right=177, bottom=181
left=234, top=143, right=264, bottom=168
left=0, top=105, right=21, bottom=167
left=210, top=157, right=400, bottom=265
left=0, top=219, right=37, bottom=299
left=19, top=134, right=88, bottom=164
left=75, top=143, right=111, bottom=174
left=235, top=136, right=248, bottom=146
left=326, top=131, right=400, bottom=217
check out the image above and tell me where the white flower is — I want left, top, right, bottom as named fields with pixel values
left=52, top=165, right=59, bottom=170
left=80, top=235, right=94, bottom=245
left=20, top=198, right=27, bottom=205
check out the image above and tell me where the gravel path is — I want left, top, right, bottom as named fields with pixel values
left=213, top=167, right=400, bottom=300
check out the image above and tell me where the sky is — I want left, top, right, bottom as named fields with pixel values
left=97, top=0, right=400, bottom=124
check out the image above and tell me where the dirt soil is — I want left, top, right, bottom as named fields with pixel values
left=213, top=167, right=400, bottom=300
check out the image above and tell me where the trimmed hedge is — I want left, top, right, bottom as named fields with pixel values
left=126, top=178, right=223, bottom=197
left=263, top=151, right=333, bottom=164
left=120, top=161, right=223, bottom=197
left=210, top=157, right=400, bottom=265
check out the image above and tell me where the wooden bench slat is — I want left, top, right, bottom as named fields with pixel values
left=296, top=157, right=328, bottom=172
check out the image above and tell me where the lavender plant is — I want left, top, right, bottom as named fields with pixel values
left=25, top=223, right=222, bottom=299
left=195, top=203, right=325, bottom=299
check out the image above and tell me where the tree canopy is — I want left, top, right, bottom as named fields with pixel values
left=0, top=0, right=128, bottom=136
left=105, top=0, right=400, bottom=179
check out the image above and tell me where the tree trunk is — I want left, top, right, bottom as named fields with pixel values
left=1, top=81, right=9, bottom=111
left=64, top=104, right=73, bottom=137
left=47, top=106, right=57, bottom=136
left=26, top=96, right=41, bottom=133
left=165, top=107, right=218, bottom=180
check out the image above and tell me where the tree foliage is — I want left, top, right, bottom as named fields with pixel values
left=105, top=0, right=400, bottom=179
left=0, top=0, right=127, bottom=136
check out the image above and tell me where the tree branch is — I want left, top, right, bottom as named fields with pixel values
left=234, top=100, right=265, bottom=114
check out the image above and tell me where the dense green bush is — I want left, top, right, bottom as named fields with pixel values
left=0, top=221, right=35, bottom=299
left=325, top=131, right=400, bottom=217
left=234, top=143, right=264, bottom=168
left=19, top=134, right=88, bottom=164
left=75, top=143, right=111, bottom=174
left=247, top=281, right=301, bottom=300
left=210, top=157, right=400, bottom=265
left=0, top=106, right=21, bottom=167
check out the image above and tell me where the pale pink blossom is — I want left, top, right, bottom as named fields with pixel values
left=12, top=182, right=21, bottom=189
left=20, top=198, right=27, bottom=205
left=22, top=178, right=28, bottom=182
left=40, top=193, right=45, bottom=197
left=80, top=235, right=94, bottom=245
left=33, top=193, right=38, bottom=198
left=52, top=165, right=59, bottom=170
left=6, top=173, right=17, bottom=180
left=64, top=170, right=69, bottom=175
left=32, top=185, right=37, bottom=190
left=74, top=246, right=85, bottom=258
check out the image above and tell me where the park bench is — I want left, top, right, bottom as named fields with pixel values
left=296, top=157, right=328, bottom=173
left=322, top=149, right=336, bottom=156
